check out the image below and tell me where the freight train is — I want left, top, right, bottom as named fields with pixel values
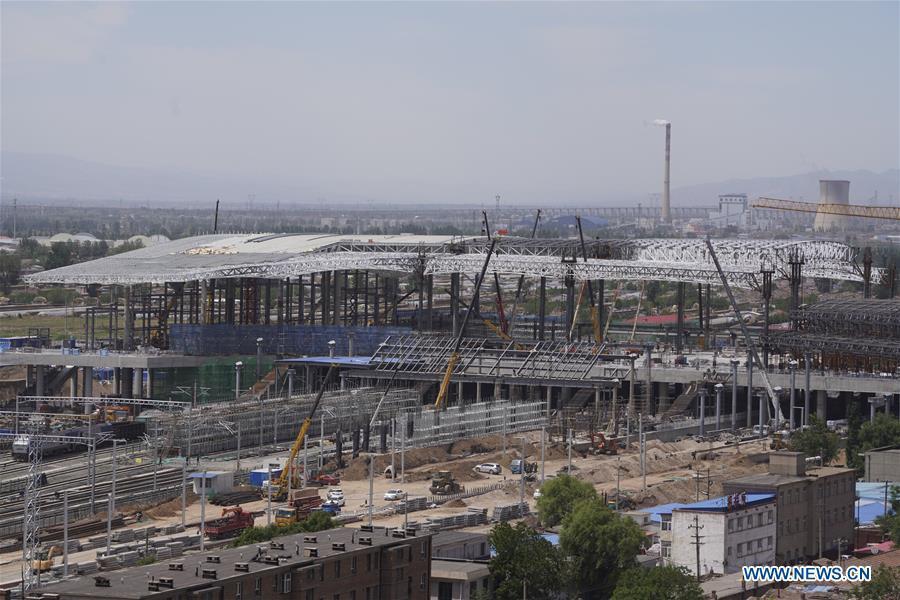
left=11, top=420, right=146, bottom=460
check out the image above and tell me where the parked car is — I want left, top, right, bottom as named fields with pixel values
left=327, top=488, right=345, bottom=506
left=384, top=489, right=405, bottom=501
left=473, top=463, right=502, bottom=475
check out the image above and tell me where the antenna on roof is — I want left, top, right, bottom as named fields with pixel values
left=214, top=200, right=220, bottom=233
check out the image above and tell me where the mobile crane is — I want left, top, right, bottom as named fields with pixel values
left=269, top=365, right=337, bottom=501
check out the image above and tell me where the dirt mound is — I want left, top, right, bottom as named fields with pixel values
left=444, top=499, right=467, bottom=508
left=142, top=491, right=198, bottom=519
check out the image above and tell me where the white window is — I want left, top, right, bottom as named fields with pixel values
left=235, top=581, right=243, bottom=600
left=282, top=571, right=292, bottom=594
left=661, top=541, right=672, bottom=558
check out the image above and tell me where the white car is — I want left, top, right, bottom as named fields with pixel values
left=473, top=463, right=502, bottom=475
left=327, top=488, right=345, bottom=506
left=533, top=489, right=542, bottom=499
left=384, top=489, right=405, bottom=501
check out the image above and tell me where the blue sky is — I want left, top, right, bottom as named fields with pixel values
left=2, top=1, right=898, bottom=204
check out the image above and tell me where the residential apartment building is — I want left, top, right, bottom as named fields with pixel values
left=670, top=493, right=776, bottom=576
left=31, top=526, right=431, bottom=600
left=723, top=451, right=856, bottom=564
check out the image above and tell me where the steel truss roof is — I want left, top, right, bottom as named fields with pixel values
left=25, top=234, right=874, bottom=289
left=769, top=332, right=900, bottom=361
left=369, top=334, right=621, bottom=382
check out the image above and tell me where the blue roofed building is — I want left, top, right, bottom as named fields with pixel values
left=639, top=492, right=776, bottom=576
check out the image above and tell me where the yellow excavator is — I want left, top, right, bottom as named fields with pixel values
left=269, top=365, right=337, bottom=501
left=32, top=545, right=62, bottom=573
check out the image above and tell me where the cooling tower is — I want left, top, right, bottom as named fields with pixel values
left=813, top=179, right=850, bottom=231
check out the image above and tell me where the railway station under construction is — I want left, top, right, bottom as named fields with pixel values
left=2, top=231, right=898, bottom=596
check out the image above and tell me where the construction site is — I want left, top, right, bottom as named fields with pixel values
left=0, top=194, right=898, bottom=599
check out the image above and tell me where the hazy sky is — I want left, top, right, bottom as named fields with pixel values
left=2, top=1, right=898, bottom=204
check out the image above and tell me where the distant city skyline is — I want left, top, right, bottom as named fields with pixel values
left=2, top=1, right=898, bottom=205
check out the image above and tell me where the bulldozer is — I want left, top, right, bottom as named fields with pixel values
left=32, top=545, right=62, bottom=573
left=429, top=471, right=462, bottom=495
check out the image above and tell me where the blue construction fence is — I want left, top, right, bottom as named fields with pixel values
left=168, top=324, right=412, bottom=357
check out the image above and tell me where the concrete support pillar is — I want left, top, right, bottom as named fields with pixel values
left=746, top=352, right=754, bottom=428
left=715, top=384, right=723, bottom=430
left=83, top=367, right=93, bottom=399
left=758, top=393, right=766, bottom=436
left=816, top=389, right=827, bottom=421
left=789, top=364, right=797, bottom=430
left=730, top=360, right=738, bottom=431
left=69, top=373, right=77, bottom=397
left=698, top=388, right=707, bottom=436
left=133, top=368, right=143, bottom=398
left=35, top=365, right=45, bottom=396
left=545, top=386, right=552, bottom=417
left=804, top=353, right=812, bottom=428
left=476, top=381, right=482, bottom=403
left=493, top=380, right=502, bottom=401
left=656, top=382, right=670, bottom=414
left=146, top=369, right=154, bottom=399
left=457, top=382, right=464, bottom=408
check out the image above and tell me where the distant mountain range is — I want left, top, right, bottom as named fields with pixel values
left=1, top=151, right=898, bottom=208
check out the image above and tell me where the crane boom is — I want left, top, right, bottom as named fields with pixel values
left=576, top=216, right=602, bottom=343
left=704, top=239, right=782, bottom=422
left=277, top=365, right=336, bottom=493
left=753, top=197, right=900, bottom=220
left=434, top=238, right=498, bottom=410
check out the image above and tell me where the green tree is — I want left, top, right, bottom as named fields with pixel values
left=536, top=473, right=598, bottom=526
left=488, top=522, right=563, bottom=600
left=858, top=414, right=900, bottom=456
left=789, top=414, right=840, bottom=464
left=611, top=566, right=703, bottom=600
left=44, top=242, right=74, bottom=269
left=874, top=485, right=900, bottom=544
left=230, top=511, right=334, bottom=547
left=108, top=239, right=144, bottom=255
left=559, top=498, right=646, bottom=598
left=851, top=565, right=900, bottom=600
left=0, top=253, right=21, bottom=293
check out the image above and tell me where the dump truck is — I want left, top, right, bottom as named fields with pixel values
left=205, top=506, right=255, bottom=540
left=429, top=471, right=462, bottom=495
left=274, top=489, right=324, bottom=526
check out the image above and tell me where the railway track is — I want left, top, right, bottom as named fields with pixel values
left=0, top=467, right=185, bottom=538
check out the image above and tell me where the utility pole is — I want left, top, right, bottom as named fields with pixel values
left=689, top=515, right=705, bottom=582
left=540, top=427, right=546, bottom=483
left=200, top=472, right=207, bottom=551
left=616, top=456, right=621, bottom=512
left=567, top=428, right=573, bottom=473
left=519, top=437, right=526, bottom=508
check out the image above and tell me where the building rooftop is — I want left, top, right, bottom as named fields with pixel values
left=430, top=559, right=490, bottom=581
left=37, top=525, right=428, bottom=599
left=674, top=493, right=775, bottom=513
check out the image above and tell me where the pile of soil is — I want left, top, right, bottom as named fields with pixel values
left=141, top=491, right=199, bottom=519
